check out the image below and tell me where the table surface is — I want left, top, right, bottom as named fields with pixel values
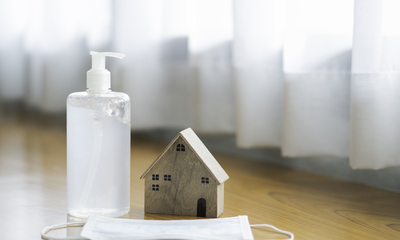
left=1, top=112, right=400, bottom=239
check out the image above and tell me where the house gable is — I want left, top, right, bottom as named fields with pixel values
left=140, top=128, right=229, bottom=184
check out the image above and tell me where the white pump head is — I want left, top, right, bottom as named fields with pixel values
left=87, top=51, right=125, bottom=90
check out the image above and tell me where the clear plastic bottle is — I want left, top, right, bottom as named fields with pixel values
left=67, top=52, right=130, bottom=218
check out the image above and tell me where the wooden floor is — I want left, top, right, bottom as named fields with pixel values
left=1, top=110, right=400, bottom=239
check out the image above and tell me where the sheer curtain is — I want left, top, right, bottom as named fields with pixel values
left=0, top=0, right=111, bottom=112
left=351, top=0, right=400, bottom=169
left=113, top=0, right=235, bottom=132
left=281, top=0, right=352, bottom=158
left=1, top=0, right=399, bottom=169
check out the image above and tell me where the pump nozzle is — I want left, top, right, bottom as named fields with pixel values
left=87, top=51, right=125, bottom=90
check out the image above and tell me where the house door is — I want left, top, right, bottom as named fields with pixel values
left=197, top=198, right=206, bottom=217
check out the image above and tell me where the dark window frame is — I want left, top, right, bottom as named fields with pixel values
left=176, top=144, right=185, bottom=152
left=201, top=177, right=209, bottom=184
left=152, top=184, right=159, bottom=191
left=164, top=174, right=172, bottom=181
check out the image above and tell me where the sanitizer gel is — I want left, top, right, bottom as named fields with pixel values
left=67, top=51, right=130, bottom=218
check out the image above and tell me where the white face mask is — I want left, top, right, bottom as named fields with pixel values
left=42, top=215, right=294, bottom=240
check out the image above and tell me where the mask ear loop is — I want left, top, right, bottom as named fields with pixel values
left=251, top=224, right=294, bottom=240
left=41, top=222, right=87, bottom=240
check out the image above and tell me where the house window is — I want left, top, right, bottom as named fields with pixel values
left=176, top=144, right=185, bottom=152
left=164, top=175, right=171, bottom=181
left=201, top=177, right=209, bottom=184
left=152, top=184, right=159, bottom=191
left=152, top=174, right=159, bottom=180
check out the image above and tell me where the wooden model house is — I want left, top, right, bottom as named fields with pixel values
left=140, top=128, right=229, bottom=218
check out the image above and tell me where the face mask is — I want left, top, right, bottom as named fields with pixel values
left=42, top=215, right=294, bottom=240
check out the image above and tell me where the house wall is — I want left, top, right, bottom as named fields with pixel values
left=217, top=183, right=224, bottom=217
left=144, top=136, right=219, bottom=217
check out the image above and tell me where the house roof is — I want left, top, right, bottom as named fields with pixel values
left=140, top=128, right=229, bottom=184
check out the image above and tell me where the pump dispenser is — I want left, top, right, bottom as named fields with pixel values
left=67, top=51, right=131, bottom=218
left=87, top=51, right=125, bottom=90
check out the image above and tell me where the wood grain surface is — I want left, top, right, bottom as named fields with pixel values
left=1, top=110, right=400, bottom=239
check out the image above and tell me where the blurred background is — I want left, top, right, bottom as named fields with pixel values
left=2, top=0, right=400, bottom=192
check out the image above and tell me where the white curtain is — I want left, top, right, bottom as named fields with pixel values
left=113, top=0, right=235, bottom=132
left=281, top=0, right=353, bottom=158
left=0, top=0, right=111, bottom=112
left=351, top=0, right=400, bottom=169
left=1, top=0, right=399, bottom=169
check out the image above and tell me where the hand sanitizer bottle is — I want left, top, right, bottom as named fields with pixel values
left=67, top=51, right=130, bottom=218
